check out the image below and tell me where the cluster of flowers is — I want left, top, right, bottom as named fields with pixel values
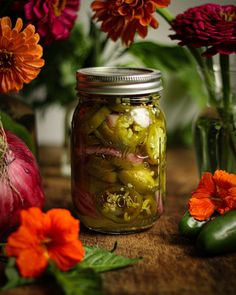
left=0, top=0, right=80, bottom=93
left=1, top=1, right=235, bottom=95
left=1, top=0, right=236, bottom=281
left=189, top=170, right=236, bottom=221
left=92, top=1, right=236, bottom=57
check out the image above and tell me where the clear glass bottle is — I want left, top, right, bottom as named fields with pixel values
left=71, top=67, right=166, bottom=233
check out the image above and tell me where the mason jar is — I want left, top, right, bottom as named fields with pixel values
left=71, top=67, right=166, bottom=234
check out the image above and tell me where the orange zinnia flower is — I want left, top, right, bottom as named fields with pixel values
left=91, top=0, right=170, bottom=46
left=5, top=207, right=85, bottom=278
left=188, top=170, right=236, bottom=221
left=0, top=17, right=44, bottom=93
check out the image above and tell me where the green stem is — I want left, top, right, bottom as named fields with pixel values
left=219, top=55, right=235, bottom=170
left=206, top=56, right=214, bottom=73
left=156, top=8, right=174, bottom=25
left=0, top=243, right=6, bottom=247
left=157, top=6, right=217, bottom=106
left=220, top=54, right=230, bottom=112
left=87, top=19, right=102, bottom=67
left=187, top=47, right=217, bottom=106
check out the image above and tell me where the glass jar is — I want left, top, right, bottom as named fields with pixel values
left=71, top=67, right=166, bottom=234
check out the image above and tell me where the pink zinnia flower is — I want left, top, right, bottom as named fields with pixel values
left=170, top=4, right=236, bottom=57
left=24, top=0, right=80, bottom=45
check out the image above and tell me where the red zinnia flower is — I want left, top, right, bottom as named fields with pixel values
left=24, top=0, right=80, bottom=45
left=91, top=0, right=170, bottom=46
left=170, top=4, right=236, bottom=57
left=5, top=207, right=85, bottom=278
left=188, top=170, right=236, bottom=221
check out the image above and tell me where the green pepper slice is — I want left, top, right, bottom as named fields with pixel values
left=108, top=103, right=132, bottom=113
left=87, top=177, right=111, bottom=195
left=115, top=114, right=147, bottom=151
left=96, top=186, right=142, bottom=223
left=118, top=168, right=156, bottom=194
left=82, top=106, right=110, bottom=134
left=86, top=156, right=117, bottom=183
left=96, top=121, right=117, bottom=145
left=140, top=195, right=157, bottom=217
left=111, top=157, right=143, bottom=170
left=145, top=124, right=165, bottom=165
left=196, top=210, right=236, bottom=255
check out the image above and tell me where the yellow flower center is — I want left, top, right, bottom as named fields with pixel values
left=41, top=237, right=52, bottom=259
left=0, top=49, right=13, bottom=71
left=220, top=11, right=236, bottom=22
left=53, top=0, right=66, bottom=16
left=42, top=237, right=52, bottom=244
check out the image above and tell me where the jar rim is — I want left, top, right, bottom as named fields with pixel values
left=76, top=67, right=163, bottom=95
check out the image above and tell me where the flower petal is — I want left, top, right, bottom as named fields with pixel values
left=188, top=197, right=215, bottom=221
left=0, top=17, right=44, bottom=93
left=192, top=172, right=215, bottom=199
left=170, top=4, right=236, bottom=57
left=213, top=170, right=236, bottom=189
left=24, top=0, right=80, bottom=45
left=44, top=208, right=80, bottom=244
left=16, top=248, right=48, bottom=278
left=48, top=240, right=85, bottom=271
left=6, top=207, right=84, bottom=277
left=91, top=0, right=169, bottom=46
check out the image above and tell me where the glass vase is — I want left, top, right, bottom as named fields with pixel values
left=194, top=106, right=236, bottom=175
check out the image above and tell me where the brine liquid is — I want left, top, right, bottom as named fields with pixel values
left=71, top=97, right=166, bottom=233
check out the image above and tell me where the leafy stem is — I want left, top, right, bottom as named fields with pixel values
left=156, top=9, right=217, bottom=107
left=1, top=243, right=140, bottom=294
left=219, top=54, right=236, bottom=164
left=220, top=54, right=230, bottom=113
left=187, top=47, right=217, bottom=106
left=156, top=8, right=174, bottom=24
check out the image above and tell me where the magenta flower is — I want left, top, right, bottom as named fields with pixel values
left=24, top=0, right=80, bottom=45
left=170, top=4, right=236, bottom=57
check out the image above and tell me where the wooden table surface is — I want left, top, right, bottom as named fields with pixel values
left=1, top=146, right=236, bottom=295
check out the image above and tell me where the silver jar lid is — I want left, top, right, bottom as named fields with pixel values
left=76, top=67, right=163, bottom=95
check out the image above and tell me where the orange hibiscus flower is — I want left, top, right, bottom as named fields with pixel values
left=188, top=170, right=236, bottom=221
left=0, top=17, right=44, bottom=93
left=91, top=0, right=170, bottom=46
left=5, top=207, right=85, bottom=278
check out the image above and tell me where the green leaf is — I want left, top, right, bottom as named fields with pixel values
left=77, top=245, right=141, bottom=273
left=1, top=258, right=35, bottom=291
left=129, top=41, right=193, bottom=72
left=0, top=111, right=36, bottom=154
left=128, top=41, right=208, bottom=107
left=0, top=245, right=140, bottom=294
left=21, top=23, right=92, bottom=108
left=50, top=265, right=103, bottom=295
